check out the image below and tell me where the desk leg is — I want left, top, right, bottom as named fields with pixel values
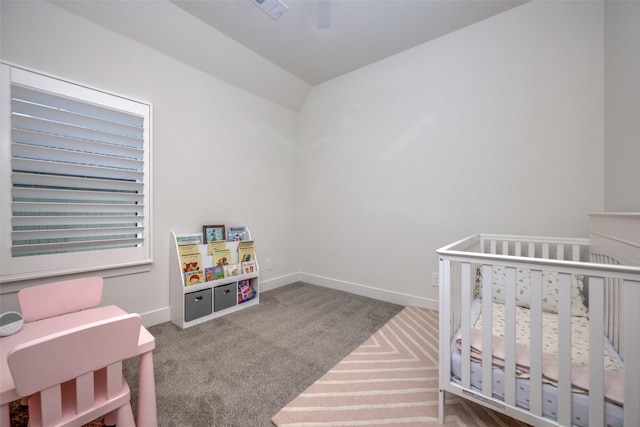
left=1, top=403, right=9, bottom=427
left=137, top=351, right=158, bottom=427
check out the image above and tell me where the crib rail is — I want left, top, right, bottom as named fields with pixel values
left=438, top=231, right=640, bottom=426
left=440, top=233, right=590, bottom=261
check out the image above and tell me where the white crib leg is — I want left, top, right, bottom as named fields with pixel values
left=438, top=388, right=446, bottom=423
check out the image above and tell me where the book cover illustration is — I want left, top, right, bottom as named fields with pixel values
left=207, top=240, right=227, bottom=256
left=212, top=265, right=224, bottom=280
left=238, top=279, right=256, bottom=303
left=238, top=241, right=255, bottom=263
left=223, top=264, right=238, bottom=277
left=242, top=260, right=256, bottom=274
left=203, top=225, right=225, bottom=244
left=204, top=267, right=215, bottom=282
left=213, top=248, right=231, bottom=266
left=181, top=253, right=202, bottom=274
left=185, top=271, right=204, bottom=286
left=227, top=226, right=248, bottom=242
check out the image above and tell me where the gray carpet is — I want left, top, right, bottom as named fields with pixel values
left=124, top=282, right=404, bottom=427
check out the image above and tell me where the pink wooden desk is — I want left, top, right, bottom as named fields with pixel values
left=0, top=305, right=157, bottom=427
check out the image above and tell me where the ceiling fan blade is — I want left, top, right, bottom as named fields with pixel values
left=317, top=0, right=331, bottom=29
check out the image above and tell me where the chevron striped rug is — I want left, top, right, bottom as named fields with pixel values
left=272, top=306, right=529, bottom=427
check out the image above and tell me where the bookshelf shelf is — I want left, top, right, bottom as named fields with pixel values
left=170, top=229, right=259, bottom=329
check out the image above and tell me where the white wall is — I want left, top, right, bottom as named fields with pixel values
left=0, top=1, right=300, bottom=322
left=0, top=0, right=621, bottom=320
left=604, top=1, right=640, bottom=211
left=297, top=1, right=605, bottom=307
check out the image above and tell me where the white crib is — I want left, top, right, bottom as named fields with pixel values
left=437, top=213, right=640, bottom=426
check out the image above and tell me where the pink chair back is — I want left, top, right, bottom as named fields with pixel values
left=18, top=277, right=103, bottom=322
left=8, top=314, right=141, bottom=426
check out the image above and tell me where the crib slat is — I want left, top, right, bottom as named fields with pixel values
left=615, top=278, right=623, bottom=356
left=588, top=277, right=605, bottom=426
left=624, top=279, right=640, bottom=426
left=438, top=259, right=451, bottom=424
left=605, top=276, right=615, bottom=350
left=556, top=244, right=564, bottom=260
left=529, top=270, right=543, bottom=417
left=572, top=244, right=580, bottom=261
left=460, top=262, right=472, bottom=390
left=481, top=265, right=493, bottom=399
left=557, top=273, right=572, bottom=426
left=504, top=267, right=516, bottom=407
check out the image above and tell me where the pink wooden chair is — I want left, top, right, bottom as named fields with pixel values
left=16, top=277, right=105, bottom=406
left=18, top=277, right=103, bottom=322
left=7, top=313, right=141, bottom=427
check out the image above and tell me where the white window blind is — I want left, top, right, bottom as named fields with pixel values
left=0, top=64, right=152, bottom=282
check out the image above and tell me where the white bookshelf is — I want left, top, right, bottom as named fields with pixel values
left=170, top=230, right=259, bottom=329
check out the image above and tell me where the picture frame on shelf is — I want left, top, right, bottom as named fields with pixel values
left=203, top=224, right=225, bottom=244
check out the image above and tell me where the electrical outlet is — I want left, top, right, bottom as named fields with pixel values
left=432, top=273, right=439, bottom=287
left=266, top=258, right=272, bottom=270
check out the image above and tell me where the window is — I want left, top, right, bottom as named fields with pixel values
left=0, top=64, right=152, bottom=283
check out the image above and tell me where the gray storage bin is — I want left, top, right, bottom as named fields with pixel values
left=214, top=283, right=236, bottom=312
left=185, top=288, right=212, bottom=322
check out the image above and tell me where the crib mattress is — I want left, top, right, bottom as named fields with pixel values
left=450, top=339, right=624, bottom=427
left=450, top=300, right=624, bottom=426
left=472, top=300, right=622, bottom=372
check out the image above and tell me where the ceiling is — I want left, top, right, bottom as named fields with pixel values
left=170, top=0, right=526, bottom=86
left=52, top=0, right=527, bottom=110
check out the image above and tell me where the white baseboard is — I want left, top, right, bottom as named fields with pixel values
left=260, top=272, right=301, bottom=292
left=141, top=271, right=437, bottom=327
left=298, top=272, right=438, bottom=310
left=140, top=306, right=170, bottom=327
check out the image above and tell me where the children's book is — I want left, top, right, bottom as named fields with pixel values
left=223, top=264, right=238, bottom=277
left=204, top=267, right=215, bottom=282
left=175, top=234, right=202, bottom=245
left=178, top=243, right=199, bottom=257
left=184, top=271, right=204, bottom=286
left=181, top=253, right=202, bottom=274
left=207, top=240, right=227, bottom=256
left=227, top=226, right=248, bottom=242
left=212, top=265, right=224, bottom=280
left=238, top=240, right=254, bottom=263
left=242, top=260, right=256, bottom=274
left=213, top=248, right=231, bottom=266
